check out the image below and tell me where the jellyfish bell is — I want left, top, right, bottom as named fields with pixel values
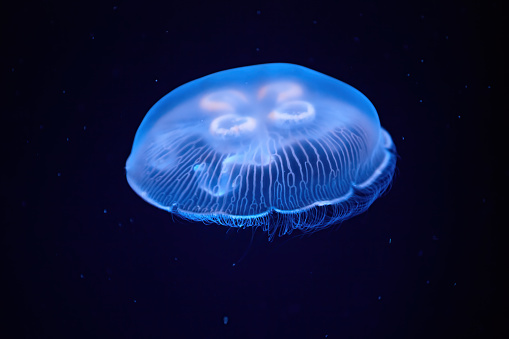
left=126, top=63, right=396, bottom=238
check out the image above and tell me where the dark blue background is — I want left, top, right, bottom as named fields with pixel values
left=3, top=0, right=502, bottom=338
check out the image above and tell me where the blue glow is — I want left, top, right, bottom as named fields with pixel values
left=126, top=63, right=396, bottom=238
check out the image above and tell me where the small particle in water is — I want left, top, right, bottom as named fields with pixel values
left=223, top=316, right=228, bottom=325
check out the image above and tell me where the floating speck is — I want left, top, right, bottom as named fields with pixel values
left=103, top=209, right=107, bottom=214
left=80, top=274, right=84, bottom=279
left=223, top=316, right=229, bottom=325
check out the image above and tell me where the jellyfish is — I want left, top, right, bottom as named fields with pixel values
left=126, top=63, right=396, bottom=238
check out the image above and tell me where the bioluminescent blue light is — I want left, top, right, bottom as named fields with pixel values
left=126, top=63, right=396, bottom=238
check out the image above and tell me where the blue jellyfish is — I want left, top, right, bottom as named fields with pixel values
left=126, top=63, right=396, bottom=238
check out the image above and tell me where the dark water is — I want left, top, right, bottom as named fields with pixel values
left=3, top=0, right=501, bottom=338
